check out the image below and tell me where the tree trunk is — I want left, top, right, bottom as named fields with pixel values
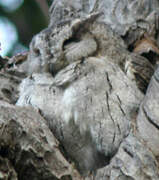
left=1, top=0, right=159, bottom=179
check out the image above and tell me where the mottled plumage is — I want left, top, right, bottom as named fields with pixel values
left=64, top=38, right=97, bottom=63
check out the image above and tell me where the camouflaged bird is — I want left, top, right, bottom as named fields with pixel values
left=17, top=13, right=151, bottom=176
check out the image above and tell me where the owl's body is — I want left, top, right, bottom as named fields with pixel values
left=17, top=13, right=152, bottom=176
left=17, top=57, right=141, bottom=175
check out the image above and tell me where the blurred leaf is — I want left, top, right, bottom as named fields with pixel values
left=0, top=0, right=49, bottom=56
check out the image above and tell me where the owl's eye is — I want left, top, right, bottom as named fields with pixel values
left=33, top=48, right=40, bottom=56
left=63, top=37, right=80, bottom=50
left=64, top=9, right=69, bottom=15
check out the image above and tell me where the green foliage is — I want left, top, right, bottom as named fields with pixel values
left=0, top=0, right=49, bottom=56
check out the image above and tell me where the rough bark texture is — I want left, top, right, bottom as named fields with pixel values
left=137, top=66, right=159, bottom=158
left=1, top=0, right=159, bottom=179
